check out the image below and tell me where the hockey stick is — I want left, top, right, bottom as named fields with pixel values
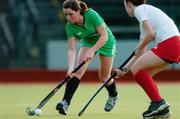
left=26, top=60, right=86, bottom=116
left=78, top=51, right=135, bottom=116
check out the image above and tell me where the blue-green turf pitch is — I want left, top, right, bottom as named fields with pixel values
left=0, top=83, right=180, bottom=119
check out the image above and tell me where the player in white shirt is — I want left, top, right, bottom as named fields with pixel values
left=114, top=0, right=180, bottom=119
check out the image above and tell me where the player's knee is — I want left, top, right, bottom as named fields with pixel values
left=99, top=77, right=113, bottom=85
left=73, top=69, right=84, bottom=79
left=99, top=76, right=108, bottom=82
left=99, top=78, right=105, bottom=82
left=129, top=66, right=139, bottom=75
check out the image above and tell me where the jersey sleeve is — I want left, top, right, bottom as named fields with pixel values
left=65, top=23, right=75, bottom=39
left=134, top=5, right=148, bottom=24
left=88, top=10, right=104, bottom=28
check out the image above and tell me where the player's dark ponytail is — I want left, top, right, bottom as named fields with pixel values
left=77, top=0, right=88, bottom=15
left=79, top=2, right=87, bottom=11
left=125, top=0, right=147, bottom=6
left=63, top=0, right=88, bottom=15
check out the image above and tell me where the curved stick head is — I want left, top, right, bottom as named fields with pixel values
left=26, top=107, right=35, bottom=116
left=78, top=110, right=84, bottom=116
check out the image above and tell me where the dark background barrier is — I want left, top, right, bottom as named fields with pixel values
left=0, top=69, right=180, bottom=83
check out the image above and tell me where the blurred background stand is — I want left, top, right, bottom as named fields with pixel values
left=0, top=0, right=180, bottom=69
left=0, top=14, right=14, bottom=67
left=8, top=0, right=40, bottom=67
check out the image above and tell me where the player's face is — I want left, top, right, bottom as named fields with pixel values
left=63, top=8, right=80, bottom=23
left=124, top=0, right=134, bottom=17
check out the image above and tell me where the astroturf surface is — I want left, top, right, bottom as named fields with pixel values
left=0, top=83, right=180, bottom=119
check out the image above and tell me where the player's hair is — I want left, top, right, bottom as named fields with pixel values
left=125, top=0, right=147, bottom=6
left=63, top=0, right=88, bottom=14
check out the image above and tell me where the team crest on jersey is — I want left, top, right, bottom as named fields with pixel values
left=77, top=32, right=82, bottom=36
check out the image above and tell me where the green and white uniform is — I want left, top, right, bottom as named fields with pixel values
left=65, top=8, right=116, bottom=56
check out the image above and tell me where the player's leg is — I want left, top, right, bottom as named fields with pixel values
left=98, top=54, right=118, bottom=112
left=143, top=64, right=169, bottom=100
left=56, top=47, right=92, bottom=115
left=142, top=65, right=172, bottom=119
left=130, top=50, right=171, bottom=118
left=145, top=63, right=169, bottom=77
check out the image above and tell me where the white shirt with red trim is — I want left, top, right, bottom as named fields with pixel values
left=134, top=4, right=180, bottom=43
